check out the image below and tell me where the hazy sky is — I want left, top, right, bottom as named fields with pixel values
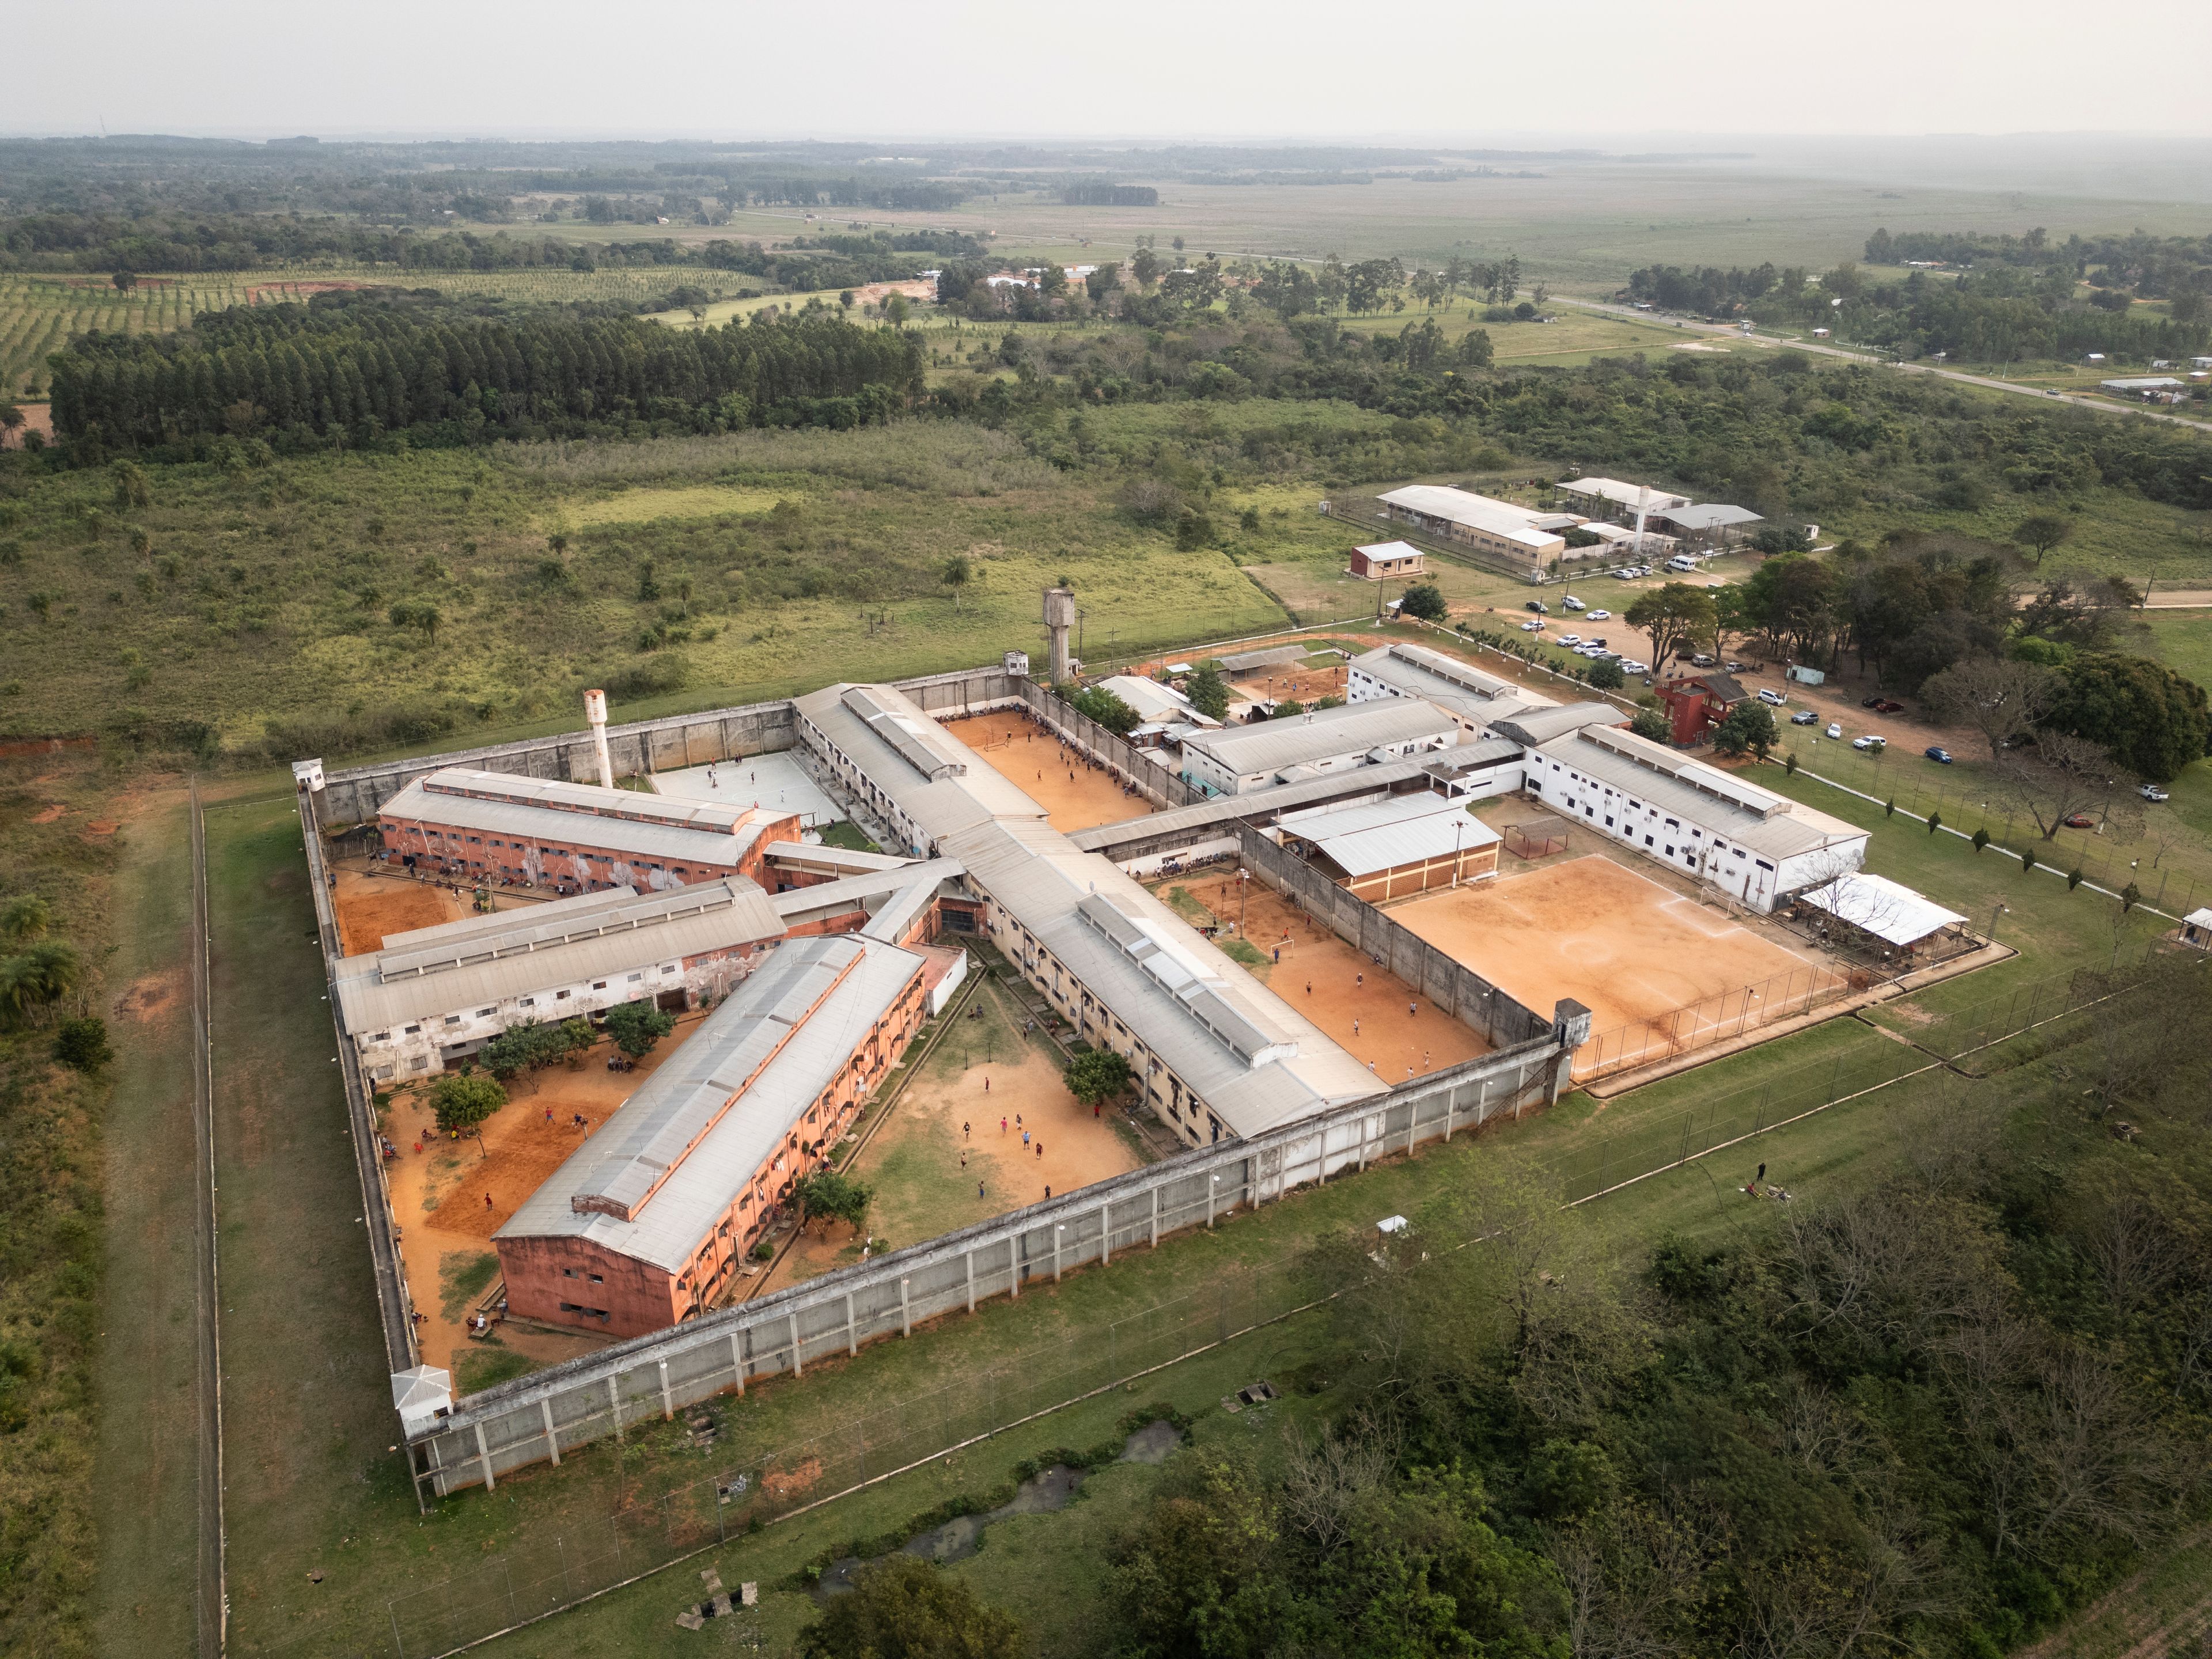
left=10, top=0, right=2212, bottom=140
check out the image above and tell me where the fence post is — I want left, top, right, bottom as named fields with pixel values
left=658, top=1358, right=674, bottom=1421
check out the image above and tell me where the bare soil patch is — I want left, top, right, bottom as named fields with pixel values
left=31, top=802, right=65, bottom=823
left=1179, top=876, right=1491, bottom=1082
left=946, top=709, right=1157, bottom=832
left=1393, top=855, right=1824, bottom=1040
left=331, top=869, right=472, bottom=957
left=112, top=971, right=183, bottom=1024
left=380, top=1014, right=703, bottom=1379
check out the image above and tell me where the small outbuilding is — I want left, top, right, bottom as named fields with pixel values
left=1792, top=871, right=1971, bottom=963
left=1349, top=540, right=1427, bottom=581
left=1275, top=791, right=1501, bottom=900
left=1654, top=672, right=1752, bottom=745
left=2179, top=908, right=2212, bottom=951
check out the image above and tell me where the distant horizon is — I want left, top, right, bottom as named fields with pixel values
left=15, top=0, right=2212, bottom=142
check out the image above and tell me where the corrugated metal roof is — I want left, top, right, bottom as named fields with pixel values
left=332, top=878, right=783, bottom=1035
left=942, top=817, right=1384, bottom=1138
left=1354, top=540, right=1425, bottom=560
left=839, top=686, right=974, bottom=782
left=1351, top=643, right=1551, bottom=719
left=421, top=768, right=758, bottom=834
left=1661, top=503, right=1763, bottom=530
left=1535, top=728, right=1864, bottom=862
left=1487, top=702, right=1630, bottom=746
left=1180, top=699, right=1459, bottom=778
left=1796, top=872, right=1964, bottom=945
left=1097, top=675, right=1215, bottom=726
left=794, top=684, right=1046, bottom=847
left=380, top=774, right=788, bottom=868
left=495, top=934, right=923, bottom=1272
left=1558, top=477, right=1690, bottom=511
left=1376, top=486, right=1565, bottom=551
left=1217, top=644, right=1308, bottom=674
left=1279, top=791, right=1500, bottom=880
left=1069, top=760, right=1439, bottom=853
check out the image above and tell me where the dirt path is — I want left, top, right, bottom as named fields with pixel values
left=1165, top=876, right=1491, bottom=1082
left=946, top=709, right=1157, bottom=833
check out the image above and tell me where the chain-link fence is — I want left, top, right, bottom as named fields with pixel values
left=1787, top=758, right=2203, bottom=919
left=1570, top=961, right=1858, bottom=1081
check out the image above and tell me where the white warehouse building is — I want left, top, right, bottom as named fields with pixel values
left=1524, top=723, right=1867, bottom=911
left=1177, top=698, right=1462, bottom=797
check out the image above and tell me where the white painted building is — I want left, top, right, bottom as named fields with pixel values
left=1524, top=724, right=1867, bottom=911
left=1346, top=642, right=1555, bottom=738
left=335, top=878, right=786, bottom=1082
left=1177, top=698, right=1461, bottom=797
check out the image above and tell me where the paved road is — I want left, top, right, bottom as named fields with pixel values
left=1559, top=299, right=2212, bottom=436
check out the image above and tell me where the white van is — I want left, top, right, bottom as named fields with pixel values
left=1665, top=555, right=1698, bottom=574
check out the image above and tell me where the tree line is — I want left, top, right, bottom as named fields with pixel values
left=46, top=290, right=926, bottom=453
left=0, top=213, right=984, bottom=286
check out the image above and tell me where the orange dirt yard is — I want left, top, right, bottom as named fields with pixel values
left=1171, top=876, right=1491, bottom=1085
left=331, top=868, right=539, bottom=957
left=1392, top=855, right=1825, bottom=1043
left=380, top=1014, right=708, bottom=1385
left=944, top=710, right=1157, bottom=834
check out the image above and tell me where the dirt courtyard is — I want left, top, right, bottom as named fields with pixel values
left=379, top=1013, right=707, bottom=1386
left=752, top=976, right=1144, bottom=1297
left=1157, top=874, right=1491, bottom=1084
left=331, top=868, right=539, bottom=957
left=1392, top=856, right=1829, bottom=1046
left=1226, top=658, right=1348, bottom=709
left=945, top=710, right=1157, bottom=833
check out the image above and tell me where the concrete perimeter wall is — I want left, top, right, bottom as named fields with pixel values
left=315, top=666, right=1036, bottom=827
left=405, top=1030, right=1571, bottom=1499
left=1235, top=823, right=1556, bottom=1050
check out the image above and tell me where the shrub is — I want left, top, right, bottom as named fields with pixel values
left=52, top=1016, right=112, bottom=1071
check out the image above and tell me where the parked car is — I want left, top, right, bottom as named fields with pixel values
left=1873, top=699, right=1906, bottom=714
left=1861, top=695, right=1884, bottom=709
left=1562, top=596, right=1586, bottom=611
left=2140, top=784, right=2171, bottom=802
left=1559, top=632, right=1582, bottom=646
left=1757, top=688, right=1786, bottom=707
left=1525, top=600, right=1548, bottom=614
left=1791, top=710, right=1819, bottom=726
left=1852, top=734, right=1887, bottom=751
left=1619, top=658, right=1650, bottom=675
left=1825, top=722, right=1843, bottom=738
left=1925, top=746, right=1953, bottom=764
left=1521, top=620, right=1544, bottom=631
left=1690, top=653, right=1717, bottom=668
left=2062, top=812, right=2096, bottom=828
left=1725, top=660, right=1751, bottom=672
left=1585, top=608, right=1611, bottom=621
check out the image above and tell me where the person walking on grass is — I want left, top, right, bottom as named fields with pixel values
left=963, top=1121, right=971, bottom=1139
left=978, top=1180, right=986, bottom=1200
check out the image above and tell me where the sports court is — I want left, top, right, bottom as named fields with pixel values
left=654, top=750, right=839, bottom=828
left=1159, top=873, right=1491, bottom=1084
left=1392, top=856, right=1835, bottom=1071
left=944, top=710, right=1157, bottom=833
